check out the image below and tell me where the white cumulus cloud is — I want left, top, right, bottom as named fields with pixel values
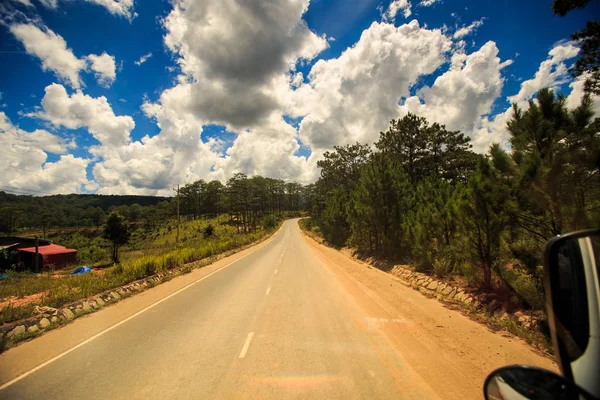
left=31, top=83, right=134, bottom=147
left=383, top=0, right=412, bottom=22
left=453, top=18, right=485, bottom=39
left=292, top=20, right=452, bottom=152
left=508, top=42, right=580, bottom=104
left=0, top=112, right=89, bottom=194
left=37, top=0, right=135, bottom=20
left=86, top=52, right=117, bottom=87
left=10, top=23, right=87, bottom=89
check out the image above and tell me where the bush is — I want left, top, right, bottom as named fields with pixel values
left=433, top=254, right=453, bottom=278
left=262, top=215, right=279, bottom=230
left=203, top=224, right=215, bottom=238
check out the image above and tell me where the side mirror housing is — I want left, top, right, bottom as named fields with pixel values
left=484, top=365, right=596, bottom=399
left=544, top=229, right=600, bottom=398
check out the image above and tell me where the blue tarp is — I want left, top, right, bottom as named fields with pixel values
left=72, top=266, right=92, bottom=275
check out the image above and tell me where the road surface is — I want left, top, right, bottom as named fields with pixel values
left=0, top=219, right=554, bottom=399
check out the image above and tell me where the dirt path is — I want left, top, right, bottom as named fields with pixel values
left=302, top=230, right=556, bottom=399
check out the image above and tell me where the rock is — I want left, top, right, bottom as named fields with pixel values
left=74, top=308, right=84, bottom=316
left=39, top=318, right=51, bottom=328
left=90, top=301, right=99, bottom=309
left=117, top=289, right=127, bottom=296
left=34, top=305, right=58, bottom=315
left=7, top=325, right=26, bottom=339
left=463, top=297, right=473, bottom=305
left=96, top=297, right=105, bottom=306
left=62, top=308, right=75, bottom=320
left=111, top=291, right=121, bottom=300
left=76, top=304, right=83, bottom=309
left=82, top=302, right=92, bottom=312
left=500, top=312, right=510, bottom=321
left=442, top=286, right=454, bottom=296
left=51, top=316, right=58, bottom=323
left=27, top=325, right=39, bottom=333
left=427, top=281, right=438, bottom=290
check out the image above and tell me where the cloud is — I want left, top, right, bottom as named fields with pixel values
left=79, top=0, right=329, bottom=193
left=86, top=52, right=116, bottom=87
left=0, top=112, right=89, bottom=194
left=134, top=52, right=152, bottom=66
left=12, top=0, right=34, bottom=7
left=292, top=20, right=452, bottom=151
left=420, top=0, right=439, bottom=6
left=161, top=0, right=327, bottom=129
left=507, top=42, right=580, bottom=104
left=37, top=0, right=134, bottom=20
left=31, top=83, right=134, bottom=147
left=38, top=0, right=57, bottom=8
left=85, top=0, right=134, bottom=19
left=10, top=23, right=87, bottom=89
left=10, top=23, right=118, bottom=89
left=565, top=74, right=600, bottom=116
left=397, top=41, right=507, bottom=151
left=471, top=42, right=583, bottom=153
left=0, top=111, right=71, bottom=154
left=383, top=0, right=412, bottom=22
left=453, top=17, right=485, bottom=39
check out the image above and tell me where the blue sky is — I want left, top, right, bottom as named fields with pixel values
left=0, top=0, right=597, bottom=195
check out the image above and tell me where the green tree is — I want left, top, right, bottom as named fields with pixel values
left=102, top=212, right=131, bottom=264
left=376, top=113, right=429, bottom=186
left=376, top=113, right=476, bottom=185
left=507, top=88, right=599, bottom=236
left=349, top=153, right=410, bottom=256
left=458, top=156, right=511, bottom=287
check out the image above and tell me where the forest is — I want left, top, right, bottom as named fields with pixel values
left=303, top=88, right=599, bottom=308
left=0, top=173, right=308, bottom=236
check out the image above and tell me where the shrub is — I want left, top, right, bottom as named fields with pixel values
left=203, top=224, right=215, bottom=238
left=433, top=254, right=453, bottom=278
left=262, top=215, right=279, bottom=230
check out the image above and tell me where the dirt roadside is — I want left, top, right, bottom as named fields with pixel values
left=301, top=230, right=556, bottom=400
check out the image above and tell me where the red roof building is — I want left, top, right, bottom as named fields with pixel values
left=19, top=244, right=77, bottom=269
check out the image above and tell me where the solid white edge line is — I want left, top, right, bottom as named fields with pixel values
left=0, top=242, right=267, bottom=391
left=266, top=287, right=271, bottom=296
left=238, top=332, right=255, bottom=359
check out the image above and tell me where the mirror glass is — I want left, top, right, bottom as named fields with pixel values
left=547, top=234, right=599, bottom=361
left=485, top=366, right=588, bottom=400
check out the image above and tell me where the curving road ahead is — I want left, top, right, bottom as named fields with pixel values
left=0, top=219, right=554, bottom=399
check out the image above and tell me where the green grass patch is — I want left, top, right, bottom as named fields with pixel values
left=0, top=215, right=279, bottom=325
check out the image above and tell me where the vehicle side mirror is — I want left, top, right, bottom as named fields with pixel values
left=544, top=229, right=600, bottom=397
left=484, top=365, right=595, bottom=399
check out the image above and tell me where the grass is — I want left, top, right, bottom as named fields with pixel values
left=0, top=215, right=280, bottom=325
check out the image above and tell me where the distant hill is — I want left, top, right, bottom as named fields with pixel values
left=0, top=191, right=171, bottom=234
left=0, top=192, right=169, bottom=210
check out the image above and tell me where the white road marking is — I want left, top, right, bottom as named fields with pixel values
left=238, top=332, right=255, bottom=359
left=266, top=287, right=271, bottom=296
left=0, top=242, right=269, bottom=391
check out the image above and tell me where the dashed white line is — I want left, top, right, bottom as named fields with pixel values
left=238, top=332, right=255, bottom=359
left=266, top=287, right=271, bottom=295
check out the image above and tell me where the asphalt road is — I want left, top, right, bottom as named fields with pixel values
left=0, top=219, right=554, bottom=399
